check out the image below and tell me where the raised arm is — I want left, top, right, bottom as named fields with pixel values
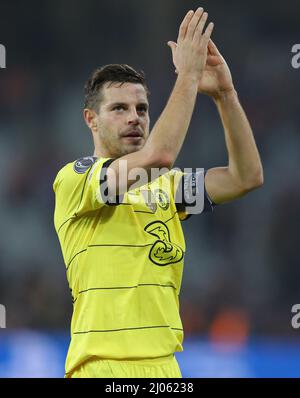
left=108, top=8, right=214, bottom=195
left=168, top=38, right=263, bottom=204
left=203, top=40, right=263, bottom=204
left=205, top=88, right=263, bottom=204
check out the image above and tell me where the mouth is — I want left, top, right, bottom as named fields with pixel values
left=122, top=130, right=143, bottom=138
left=121, top=130, right=144, bottom=144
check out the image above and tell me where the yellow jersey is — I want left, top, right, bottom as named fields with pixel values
left=53, top=156, right=213, bottom=376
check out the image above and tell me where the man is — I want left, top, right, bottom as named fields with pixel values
left=53, top=8, right=263, bottom=378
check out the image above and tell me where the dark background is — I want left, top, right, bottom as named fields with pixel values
left=0, top=0, right=299, bottom=345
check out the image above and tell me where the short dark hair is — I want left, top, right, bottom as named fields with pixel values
left=84, top=64, right=150, bottom=111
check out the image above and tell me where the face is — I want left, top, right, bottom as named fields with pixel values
left=92, top=82, right=150, bottom=159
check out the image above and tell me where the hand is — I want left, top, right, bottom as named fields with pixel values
left=168, top=36, right=235, bottom=99
left=168, top=8, right=214, bottom=82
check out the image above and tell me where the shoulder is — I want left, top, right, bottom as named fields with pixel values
left=73, top=156, right=98, bottom=174
left=53, top=156, right=99, bottom=192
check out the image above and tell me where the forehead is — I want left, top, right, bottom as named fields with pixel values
left=101, top=82, right=148, bottom=106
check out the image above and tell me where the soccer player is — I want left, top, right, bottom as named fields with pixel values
left=53, top=8, right=263, bottom=378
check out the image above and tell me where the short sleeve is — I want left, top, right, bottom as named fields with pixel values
left=53, top=156, right=122, bottom=222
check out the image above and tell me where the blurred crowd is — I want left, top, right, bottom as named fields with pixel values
left=0, top=0, right=299, bottom=342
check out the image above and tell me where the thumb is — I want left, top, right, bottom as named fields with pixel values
left=167, top=41, right=177, bottom=52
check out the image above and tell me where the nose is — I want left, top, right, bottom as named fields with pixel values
left=127, top=108, right=140, bottom=125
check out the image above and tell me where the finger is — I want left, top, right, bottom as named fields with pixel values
left=186, top=7, right=204, bottom=40
left=207, top=43, right=213, bottom=56
left=203, top=22, right=214, bottom=43
left=167, top=41, right=177, bottom=53
left=192, top=12, right=209, bottom=42
left=177, top=10, right=194, bottom=43
left=208, top=39, right=221, bottom=56
left=167, top=41, right=177, bottom=65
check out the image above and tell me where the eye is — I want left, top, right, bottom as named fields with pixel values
left=137, top=106, right=148, bottom=113
left=113, top=105, right=125, bottom=111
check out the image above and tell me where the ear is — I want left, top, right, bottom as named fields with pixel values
left=83, top=108, right=98, bottom=131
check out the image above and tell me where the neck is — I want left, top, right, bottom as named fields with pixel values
left=93, top=146, right=111, bottom=159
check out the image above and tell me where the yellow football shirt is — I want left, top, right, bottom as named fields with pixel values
left=53, top=156, right=211, bottom=376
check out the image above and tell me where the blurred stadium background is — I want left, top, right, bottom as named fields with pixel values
left=0, top=0, right=300, bottom=377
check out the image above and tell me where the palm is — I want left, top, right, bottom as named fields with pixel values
left=198, top=41, right=233, bottom=96
left=169, top=39, right=234, bottom=98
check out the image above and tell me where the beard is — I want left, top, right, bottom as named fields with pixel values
left=96, top=125, right=147, bottom=159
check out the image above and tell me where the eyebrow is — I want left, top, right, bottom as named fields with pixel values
left=108, top=102, right=149, bottom=109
